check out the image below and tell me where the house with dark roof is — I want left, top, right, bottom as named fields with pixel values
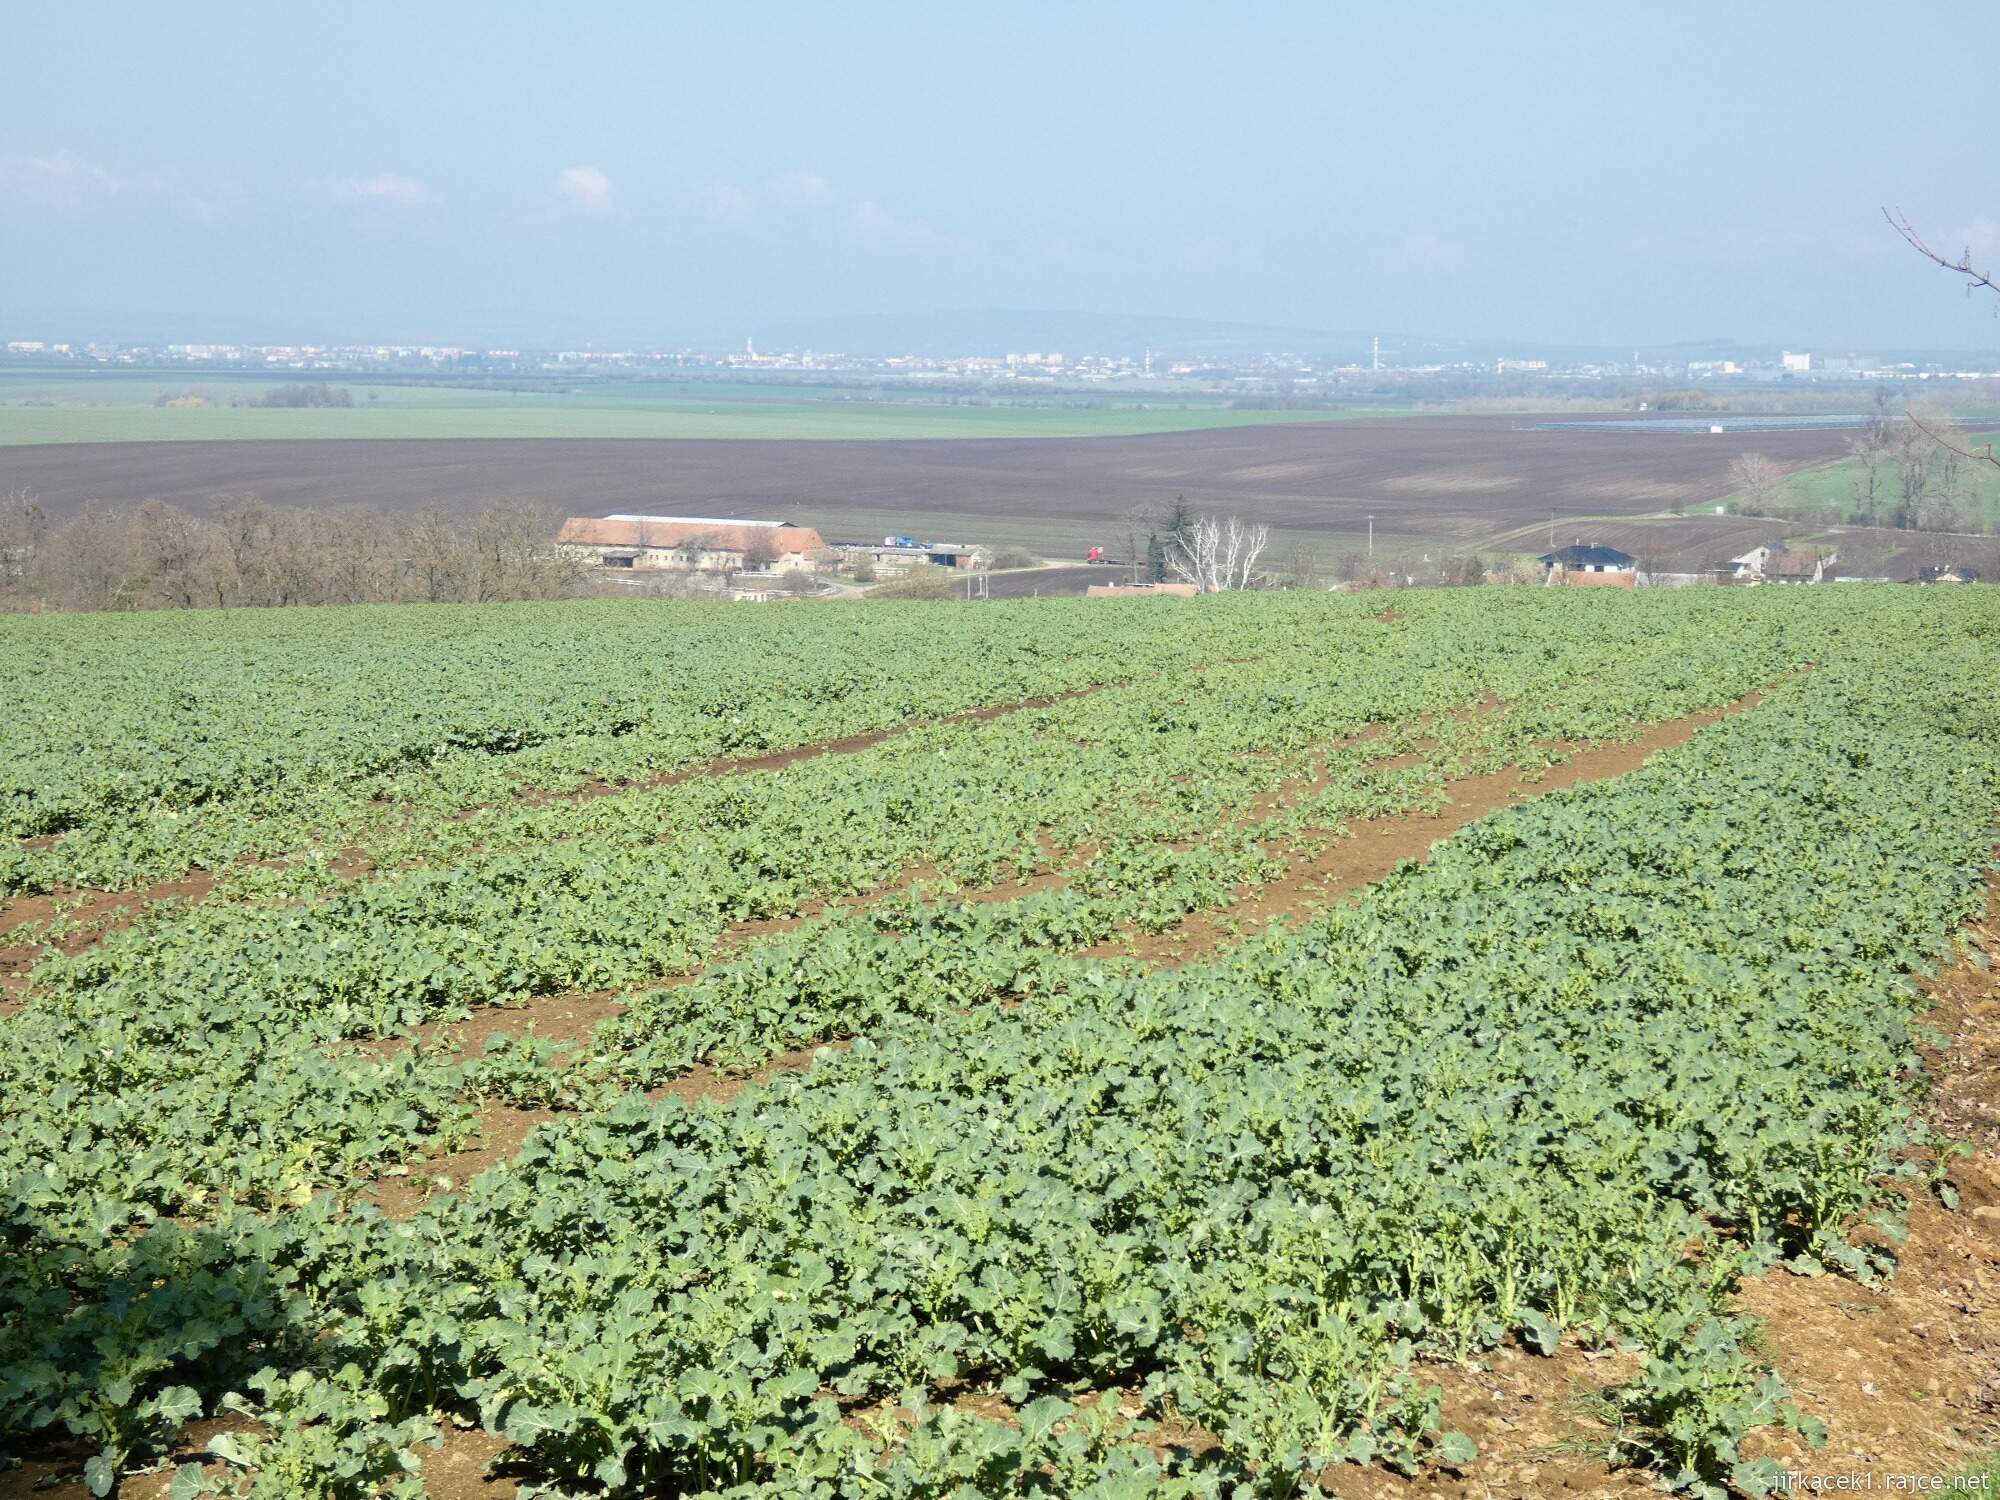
left=1538, top=543, right=1637, bottom=587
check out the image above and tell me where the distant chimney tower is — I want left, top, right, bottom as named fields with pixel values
left=1371, top=335, right=1380, bottom=372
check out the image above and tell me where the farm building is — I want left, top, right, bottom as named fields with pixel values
left=1717, top=541, right=1783, bottom=582
left=557, top=515, right=831, bottom=573
left=1764, top=549, right=1836, bottom=585
left=1912, top=563, right=1980, bottom=585
left=1539, top=543, right=1637, bottom=587
left=834, top=537, right=989, bottom=575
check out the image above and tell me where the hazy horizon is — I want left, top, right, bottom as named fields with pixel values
left=5, top=1, right=1998, bottom=353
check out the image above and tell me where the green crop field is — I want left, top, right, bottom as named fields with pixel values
left=0, top=371, right=1377, bottom=444
left=2, top=586, right=1996, bottom=1498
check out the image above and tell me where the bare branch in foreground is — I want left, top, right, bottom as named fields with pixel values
left=1884, top=207, right=2000, bottom=299
left=1904, top=408, right=2000, bottom=470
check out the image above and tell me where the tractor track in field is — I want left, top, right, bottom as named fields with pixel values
left=0, top=649, right=1287, bottom=1015
left=0, top=675, right=1145, bottom=1009
left=354, top=683, right=1783, bottom=1221
left=1107, top=685, right=1776, bottom=967
left=17, top=696, right=1996, bottom=1500
left=55, top=868, right=1995, bottom=1500
left=491, top=679, right=1124, bottom=814
left=426, top=868, right=2000, bottom=1500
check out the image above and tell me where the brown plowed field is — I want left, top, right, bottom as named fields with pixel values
left=0, top=415, right=1855, bottom=558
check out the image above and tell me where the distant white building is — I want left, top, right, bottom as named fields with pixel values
left=1781, top=351, right=1812, bottom=373
left=1713, top=539, right=1833, bottom=584
left=1721, top=542, right=1781, bottom=581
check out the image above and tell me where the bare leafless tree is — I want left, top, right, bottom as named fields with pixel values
left=1846, top=424, right=1892, bottom=527
left=1438, top=553, right=1486, bottom=588
left=1725, top=452, right=1786, bottom=518
left=135, top=502, right=214, bottom=610
left=465, top=501, right=583, bottom=600
left=1116, top=503, right=1154, bottom=585
left=0, top=489, right=47, bottom=603
left=1164, top=513, right=1269, bottom=593
left=1277, top=539, right=1320, bottom=589
left=1159, top=494, right=1196, bottom=566
left=673, top=529, right=719, bottom=572
left=403, top=510, right=467, bottom=603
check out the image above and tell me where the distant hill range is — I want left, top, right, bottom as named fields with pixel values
left=736, top=310, right=1400, bottom=362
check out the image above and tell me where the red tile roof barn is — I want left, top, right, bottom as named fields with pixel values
left=1768, top=548, right=1832, bottom=579
left=558, top=516, right=828, bottom=554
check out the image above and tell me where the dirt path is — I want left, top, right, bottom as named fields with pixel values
left=0, top=678, right=1132, bottom=1001
left=361, top=1016, right=843, bottom=1220
left=505, top=680, right=1120, bottom=812
left=1319, top=873, right=2000, bottom=1498
left=387, top=873, right=2000, bottom=1500
left=1103, top=687, right=1771, bottom=967
left=351, top=686, right=1784, bottom=1216
left=1735, top=876, right=2000, bottom=1484
left=0, top=875, right=218, bottom=1012
left=14, top=815, right=1998, bottom=1500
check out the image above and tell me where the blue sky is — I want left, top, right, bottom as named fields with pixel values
left=3, top=0, right=1996, bottom=350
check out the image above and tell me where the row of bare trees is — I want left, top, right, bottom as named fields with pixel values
left=0, top=494, right=587, bottom=612
left=1844, top=412, right=1985, bottom=532
left=1725, top=409, right=1990, bottom=534
left=1108, top=494, right=1518, bottom=593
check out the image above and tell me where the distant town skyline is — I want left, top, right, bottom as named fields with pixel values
left=14, top=327, right=2000, bottom=389
left=4, top=2, right=1998, bottom=352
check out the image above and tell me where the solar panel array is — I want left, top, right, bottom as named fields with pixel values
left=1532, top=414, right=1874, bottom=434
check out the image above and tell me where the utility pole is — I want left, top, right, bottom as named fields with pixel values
left=1366, top=513, right=1375, bottom=557
left=1548, top=511, right=1555, bottom=549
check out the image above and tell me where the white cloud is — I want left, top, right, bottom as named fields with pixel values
left=847, top=198, right=947, bottom=256
left=1952, top=215, right=2000, bottom=262
left=342, top=172, right=436, bottom=205
left=1399, top=230, right=1464, bottom=273
left=0, top=152, right=248, bottom=222
left=699, top=182, right=756, bottom=227
left=554, top=164, right=615, bottom=216
left=1180, top=234, right=1257, bottom=276
left=0, top=149, right=123, bottom=209
left=769, top=168, right=833, bottom=208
